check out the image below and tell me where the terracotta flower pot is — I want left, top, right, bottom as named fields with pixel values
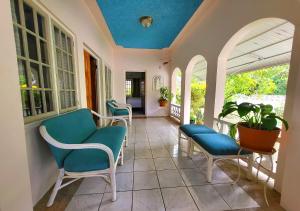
left=159, top=100, right=168, bottom=107
left=237, top=123, right=280, bottom=152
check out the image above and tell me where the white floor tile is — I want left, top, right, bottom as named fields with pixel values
left=75, top=177, right=107, bottom=195
left=133, top=189, right=164, bottom=211
left=134, top=158, right=155, bottom=171
left=154, top=157, right=176, bottom=170
left=66, top=194, right=102, bottom=211
left=99, top=191, right=132, bottom=211
left=157, top=169, right=185, bottom=188
left=161, top=187, right=198, bottom=211
left=134, top=171, right=159, bottom=190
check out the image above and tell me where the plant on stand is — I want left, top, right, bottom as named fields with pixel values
left=158, top=87, right=172, bottom=107
left=218, top=102, right=288, bottom=152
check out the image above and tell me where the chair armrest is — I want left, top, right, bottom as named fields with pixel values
left=39, top=126, right=115, bottom=167
left=91, top=110, right=128, bottom=136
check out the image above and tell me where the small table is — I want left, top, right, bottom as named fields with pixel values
left=236, top=147, right=276, bottom=207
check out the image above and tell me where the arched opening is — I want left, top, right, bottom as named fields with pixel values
left=216, top=18, right=295, bottom=183
left=183, top=55, right=207, bottom=124
left=170, top=68, right=182, bottom=122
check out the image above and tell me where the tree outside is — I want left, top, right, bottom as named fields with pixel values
left=224, top=64, right=289, bottom=118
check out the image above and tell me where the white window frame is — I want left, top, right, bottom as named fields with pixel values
left=51, top=21, right=78, bottom=113
left=10, top=0, right=79, bottom=123
left=11, top=0, right=57, bottom=123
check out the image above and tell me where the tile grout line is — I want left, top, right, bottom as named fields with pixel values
left=146, top=125, right=167, bottom=211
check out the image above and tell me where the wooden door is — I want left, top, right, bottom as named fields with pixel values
left=84, top=50, right=97, bottom=111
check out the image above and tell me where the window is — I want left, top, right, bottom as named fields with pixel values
left=53, top=25, right=77, bottom=111
left=105, top=66, right=112, bottom=100
left=11, top=0, right=55, bottom=121
left=126, top=80, right=132, bottom=96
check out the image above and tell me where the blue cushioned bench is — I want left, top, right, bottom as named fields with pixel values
left=178, top=124, right=253, bottom=182
left=39, top=108, right=127, bottom=207
left=107, top=100, right=132, bottom=125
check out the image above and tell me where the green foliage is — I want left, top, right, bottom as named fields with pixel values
left=159, top=87, right=172, bottom=101
left=190, top=82, right=206, bottom=122
left=218, top=101, right=289, bottom=138
left=225, top=65, right=289, bottom=101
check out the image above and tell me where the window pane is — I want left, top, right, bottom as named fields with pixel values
left=27, top=33, right=38, bottom=60
left=37, top=13, right=45, bottom=38
left=64, top=72, right=70, bottom=89
left=68, top=55, right=73, bottom=72
left=67, top=37, right=72, bottom=53
left=30, top=63, right=40, bottom=88
left=23, top=3, right=35, bottom=32
left=63, top=52, right=68, bottom=70
left=40, top=39, right=48, bottom=64
left=54, top=27, right=61, bottom=47
left=18, top=59, right=28, bottom=87
left=42, top=66, right=51, bottom=88
left=56, top=49, right=62, bottom=68
left=61, top=32, right=67, bottom=51
left=21, top=90, right=32, bottom=117
left=65, top=91, right=70, bottom=107
left=60, top=91, right=65, bottom=109
left=58, top=70, right=64, bottom=89
left=33, top=90, right=44, bottom=114
left=11, top=0, right=21, bottom=24
left=13, top=26, right=25, bottom=56
left=71, top=91, right=76, bottom=106
left=70, top=73, right=75, bottom=89
left=45, top=91, right=53, bottom=112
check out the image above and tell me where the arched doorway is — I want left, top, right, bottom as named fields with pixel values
left=170, top=68, right=182, bottom=121
left=216, top=18, right=295, bottom=189
left=182, top=55, right=207, bottom=124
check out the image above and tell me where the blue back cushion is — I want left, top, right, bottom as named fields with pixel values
left=106, top=102, right=115, bottom=114
left=41, top=108, right=97, bottom=168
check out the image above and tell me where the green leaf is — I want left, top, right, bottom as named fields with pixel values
left=262, top=116, right=277, bottom=130
left=237, top=102, right=253, bottom=117
left=260, top=104, right=273, bottom=116
left=274, top=116, right=289, bottom=130
left=219, top=107, right=237, bottom=119
left=229, top=124, right=237, bottom=139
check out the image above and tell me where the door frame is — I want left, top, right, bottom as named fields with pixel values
left=83, top=45, right=103, bottom=115
left=125, top=70, right=147, bottom=116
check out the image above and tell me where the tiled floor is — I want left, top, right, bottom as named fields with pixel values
left=35, top=118, right=285, bottom=211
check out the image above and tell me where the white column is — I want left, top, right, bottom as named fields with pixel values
left=203, top=58, right=225, bottom=127
left=279, top=24, right=300, bottom=211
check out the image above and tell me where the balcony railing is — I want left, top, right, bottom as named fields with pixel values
left=170, top=103, right=181, bottom=121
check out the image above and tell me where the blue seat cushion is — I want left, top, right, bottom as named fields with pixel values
left=64, top=126, right=126, bottom=172
left=180, top=124, right=216, bottom=137
left=192, top=133, right=250, bottom=156
left=113, top=108, right=129, bottom=116
left=41, top=108, right=96, bottom=168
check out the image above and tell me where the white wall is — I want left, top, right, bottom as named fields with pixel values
left=0, top=1, right=33, bottom=210
left=113, top=48, right=171, bottom=117
left=170, top=0, right=300, bottom=210
left=22, top=0, right=115, bottom=205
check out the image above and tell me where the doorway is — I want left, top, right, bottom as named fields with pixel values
left=84, top=50, right=98, bottom=121
left=125, top=72, right=146, bottom=116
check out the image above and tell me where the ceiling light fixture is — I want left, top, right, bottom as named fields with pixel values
left=139, top=16, right=153, bottom=28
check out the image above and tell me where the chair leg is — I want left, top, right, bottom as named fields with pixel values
left=207, top=156, right=213, bottom=183
left=247, top=154, right=253, bottom=180
left=110, top=169, right=117, bottom=201
left=120, top=145, right=124, bottom=166
left=47, top=169, right=64, bottom=207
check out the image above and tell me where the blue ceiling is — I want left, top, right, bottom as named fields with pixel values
left=96, top=0, right=203, bottom=49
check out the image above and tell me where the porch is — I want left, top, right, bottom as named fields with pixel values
left=2, top=0, right=300, bottom=211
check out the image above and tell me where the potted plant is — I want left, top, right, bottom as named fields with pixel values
left=218, top=102, right=289, bottom=152
left=158, top=87, right=172, bottom=107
